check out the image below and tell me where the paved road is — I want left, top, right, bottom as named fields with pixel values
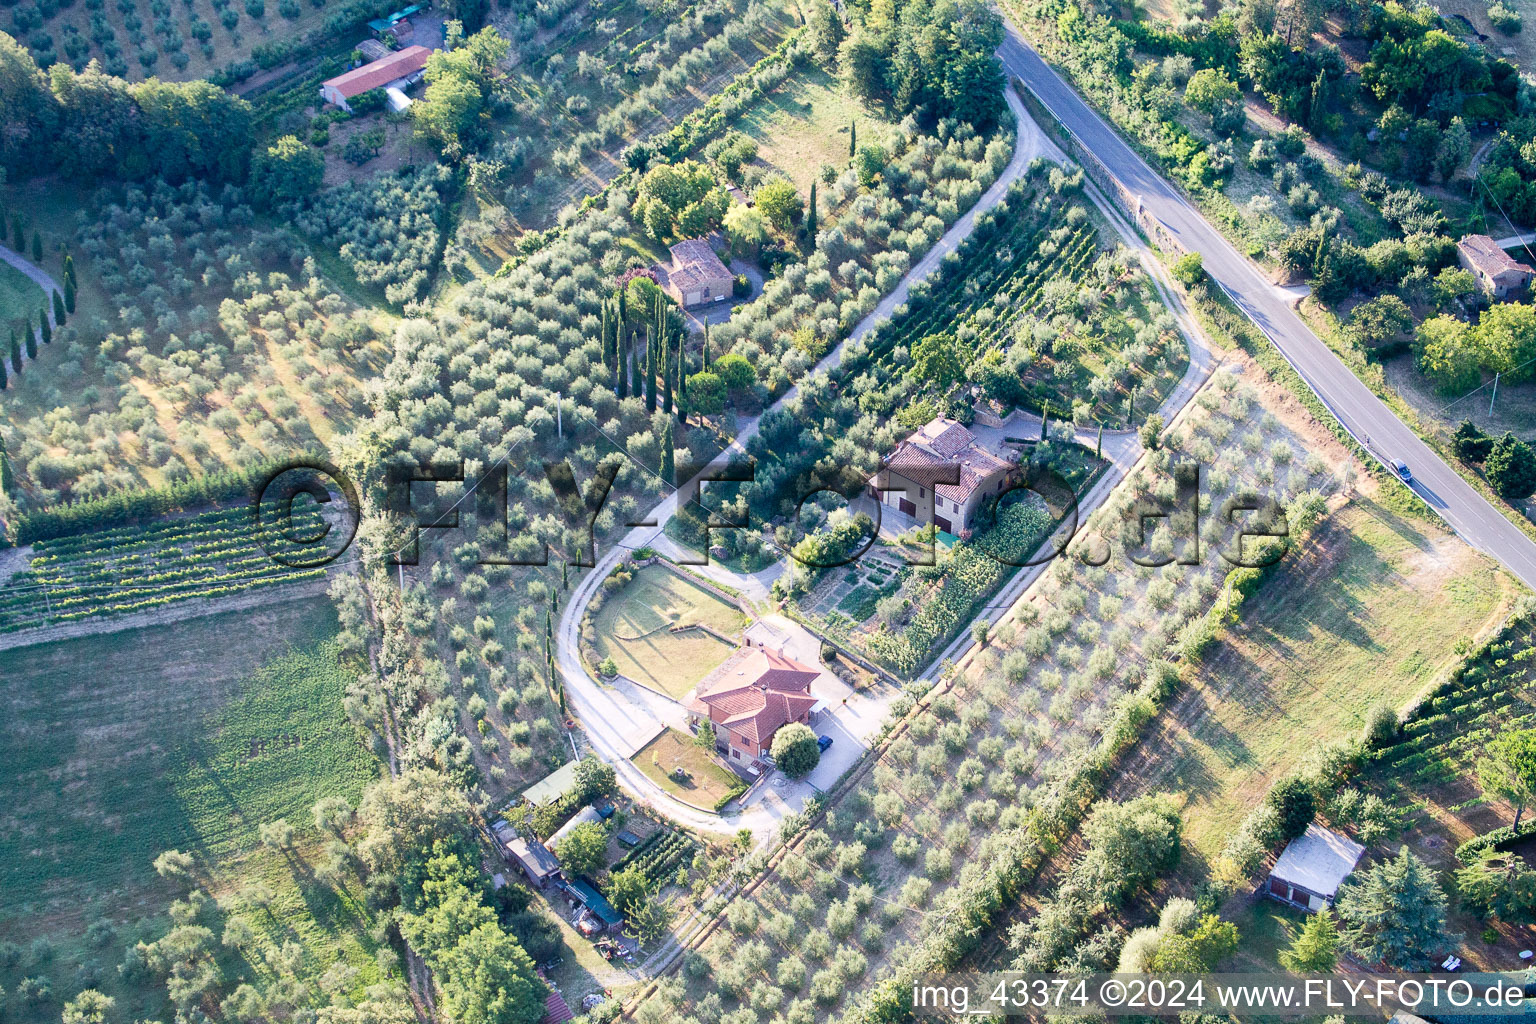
left=554, top=88, right=1057, bottom=836
left=0, top=242, right=62, bottom=367
left=1001, top=26, right=1536, bottom=592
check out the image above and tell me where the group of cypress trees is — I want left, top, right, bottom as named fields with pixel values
left=598, top=282, right=706, bottom=483
left=0, top=213, right=76, bottom=391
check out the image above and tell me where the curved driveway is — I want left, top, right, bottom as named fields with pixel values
left=555, top=88, right=1062, bottom=836
left=1001, top=26, right=1536, bottom=591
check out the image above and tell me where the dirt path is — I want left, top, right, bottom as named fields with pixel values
left=0, top=576, right=332, bottom=652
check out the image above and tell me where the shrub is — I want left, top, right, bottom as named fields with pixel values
left=771, top=722, right=820, bottom=778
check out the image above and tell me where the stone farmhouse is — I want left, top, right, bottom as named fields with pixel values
left=869, top=416, right=1015, bottom=537
left=654, top=239, right=733, bottom=309
left=1457, top=234, right=1535, bottom=299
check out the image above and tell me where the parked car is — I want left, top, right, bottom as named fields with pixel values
left=1392, top=458, right=1411, bottom=482
left=817, top=735, right=833, bottom=752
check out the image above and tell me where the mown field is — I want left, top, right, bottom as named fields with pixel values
left=589, top=563, right=747, bottom=697
left=1110, top=498, right=1516, bottom=861
left=0, top=595, right=382, bottom=1018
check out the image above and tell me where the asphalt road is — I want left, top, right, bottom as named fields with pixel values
left=999, top=27, right=1536, bottom=592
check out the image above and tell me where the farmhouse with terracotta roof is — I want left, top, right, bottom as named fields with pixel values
left=320, top=45, right=431, bottom=113
left=654, top=239, right=733, bottom=309
left=1457, top=234, right=1534, bottom=299
left=686, top=647, right=820, bottom=772
left=869, top=416, right=1015, bottom=537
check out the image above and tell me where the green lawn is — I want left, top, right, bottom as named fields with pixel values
left=0, top=595, right=383, bottom=1017
left=0, top=259, right=44, bottom=334
left=726, top=65, right=895, bottom=197
left=635, top=728, right=747, bottom=811
left=1114, top=499, right=1516, bottom=859
left=590, top=565, right=747, bottom=698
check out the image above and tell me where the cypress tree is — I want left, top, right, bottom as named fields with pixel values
left=24, top=313, right=36, bottom=360
left=30, top=229, right=42, bottom=263
left=10, top=330, right=21, bottom=374
left=0, top=433, right=11, bottom=493
left=703, top=321, right=710, bottom=371
left=63, top=276, right=75, bottom=315
left=0, top=353, right=7, bottom=390
left=11, top=216, right=22, bottom=252
left=51, top=290, right=65, bottom=328
left=617, top=344, right=629, bottom=399
left=643, top=333, right=655, bottom=413
left=662, top=327, right=674, bottom=416
left=1040, top=402, right=1049, bottom=441
left=660, top=418, right=674, bottom=483
left=63, top=251, right=75, bottom=288
left=38, top=307, right=50, bottom=346
left=1096, top=424, right=1103, bottom=460
left=677, top=331, right=688, bottom=420
left=806, top=181, right=818, bottom=240
left=629, top=340, right=641, bottom=398
left=849, top=121, right=857, bottom=159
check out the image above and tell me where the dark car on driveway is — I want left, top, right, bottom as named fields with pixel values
left=817, top=735, right=833, bottom=752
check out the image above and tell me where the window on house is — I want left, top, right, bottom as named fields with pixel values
left=919, top=487, right=925, bottom=498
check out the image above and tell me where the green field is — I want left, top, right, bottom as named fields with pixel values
left=1113, top=499, right=1516, bottom=859
left=0, top=595, right=382, bottom=1015
left=724, top=65, right=894, bottom=197
left=590, top=565, right=747, bottom=697
left=635, top=728, right=747, bottom=811
left=0, top=259, right=44, bottom=334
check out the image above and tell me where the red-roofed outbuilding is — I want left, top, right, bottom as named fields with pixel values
left=320, top=45, right=431, bottom=111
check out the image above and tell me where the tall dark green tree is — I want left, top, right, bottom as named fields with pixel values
left=806, top=180, right=818, bottom=240
left=10, top=330, right=21, bottom=374
left=62, top=251, right=75, bottom=289
left=617, top=342, right=629, bottom=399
left=662, top=327, right=674, bottom=416
left=0, top=352, right=7, bottom=390
left=38, top=307, right=50, bottom=345
left=24, top=313, right=36, bottom=360
left=0, top=432, right=11, bottom=492
left=63, top=275, right=75, bottom=314
left=51, top=290, right=64, bottom=327
left=702, top=321, right=711, bottom=371
left=643, top=333, right=655, bottom=413
left=30, top=228, right=41, bottom=263
left=11, top=216, right=22, bottom=252
left=660, top=418, right=674, bottom=483
left=1335, top=847, right=1451, bottom=969
left=849, top=121, right=856, bottom=159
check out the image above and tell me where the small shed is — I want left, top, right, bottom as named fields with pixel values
left=506, top=836, right=562, bottom=887
left=547, top=804, right=603, bottom=850
left=522, top=761, right=582, bottom=807
left=566, top=879, right=623, bottom=931
left=1267, top=824, right=1365, bottom=912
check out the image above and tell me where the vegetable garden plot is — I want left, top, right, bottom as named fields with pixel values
left=644, top=371, right=1341, bottom=1022
left=0, top=504, right=329, bottom=631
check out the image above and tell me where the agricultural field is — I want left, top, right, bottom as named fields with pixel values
left=0, top=595, right=382, bottom=1021
left=1109, top=497, right=1517, bottom=860
left=587, top=561, right=747, bottom=697
left=639, top=364, right=1347, bottom=1020
left=460, top=0, right=803, bottom=250
left=855, top=175, right=1190, bottom=428
left=0, top=502, right=333, bottom=632
left=635, top=727, right=747, bottom=811
left=0, top=177, right=387, bottom=506
left=708, top=64, right=891, bottom=197
left=6, top=0, right=344, bottom=83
